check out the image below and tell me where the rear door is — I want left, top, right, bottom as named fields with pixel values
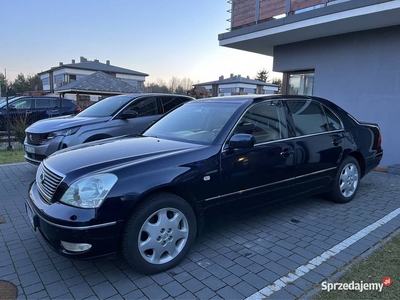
left=286, top=99, right=345, bottom=196
left=34, top=98, right=60, bottom=121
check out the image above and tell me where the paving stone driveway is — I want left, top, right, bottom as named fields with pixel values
left=0, top=163, right=399, bottom=300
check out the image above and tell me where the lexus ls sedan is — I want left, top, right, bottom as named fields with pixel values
left=26, top=95, right=383, bottom=274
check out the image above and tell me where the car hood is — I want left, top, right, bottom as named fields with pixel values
left=26, top=116, right=111, bottom=133
left=44, top=136, right=204, bottom=175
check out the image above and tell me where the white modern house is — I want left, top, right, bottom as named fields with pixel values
left=219, top=0, right=400, bottom=167
left=194, top=74, right=279, bottom=97
left=39, top=56, right=148, bottom=101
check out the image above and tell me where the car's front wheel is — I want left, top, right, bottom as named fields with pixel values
left=121, top=193, right=197, bottom=274
left=330, top=156, right=361, bottom=203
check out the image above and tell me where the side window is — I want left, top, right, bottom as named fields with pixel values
left=233, top=101, right=288, bottom=144
left=127, top=97, right=158, bottom=117
left=35, top=98, right=56, bottom=109
left=287, top=100, right=329, bottom=136
left=323, top=106, right=343, bottom=131
left=13, top=99, right=32, bottom=109
left=161, top=96, right=186, bottom=113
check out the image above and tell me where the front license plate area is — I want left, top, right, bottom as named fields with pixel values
left=26, top=203, right=37, bottom=231
left=25, top=145, right=35, bottom=154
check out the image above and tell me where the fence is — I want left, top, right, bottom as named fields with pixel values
left=231, top=0, right=339, bottom=29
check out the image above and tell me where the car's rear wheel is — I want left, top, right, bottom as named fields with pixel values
left=121, top=193, right=196, bottom=274
left=330, top=156, right=360, bottom=203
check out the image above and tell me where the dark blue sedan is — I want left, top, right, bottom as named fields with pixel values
left=25, top=95, right=383, bottom=274
left=0, top=96, right=81, bottom=130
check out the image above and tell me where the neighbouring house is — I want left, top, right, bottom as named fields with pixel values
left=39, top=56, right=148, bottom=101
left=218, top=0, right=400, bottom=167
left=55, top=71, right=140, bottom=109
left=193, top=74, right=279, bottom=97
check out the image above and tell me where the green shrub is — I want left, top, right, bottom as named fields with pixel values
left=10, top=113, right=28, bottom=144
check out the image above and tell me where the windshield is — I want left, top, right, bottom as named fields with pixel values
left=0, top=96, right=21, bottom=109
left=77, top=94, right=136, bottom=117
left=144, top=101, right=241, bottom=145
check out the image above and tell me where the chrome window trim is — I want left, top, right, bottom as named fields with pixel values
left=223, top=129, right=345, bottom=149
left=284, top=99, right=344, bottom=135
left=221, top=99, right=346, bottom=152
left=320, top=103, right=344, bottom=130
left=205, top=166, right=337, bottom=202
left=275, top=129, right=345, bottom=142
left=221, top=99, right=286, bottom=151
left=347, top=113, right=360, bottom=125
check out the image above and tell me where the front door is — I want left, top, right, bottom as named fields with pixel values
left=216, top=100, right=296, bottom=212
left=109, top=96, right=162, bottom=136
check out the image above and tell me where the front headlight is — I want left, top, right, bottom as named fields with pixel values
left=60, top=173, right=118, bottom=208
left=48, top=126, right=80, bottom=139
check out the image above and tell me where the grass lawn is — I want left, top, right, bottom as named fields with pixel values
left=0, top=148, right=26, bottom=164
left=314, top=233, right=400, bottom=299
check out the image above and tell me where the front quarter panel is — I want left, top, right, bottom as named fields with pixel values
left=96, top=146, right=222, bottom=221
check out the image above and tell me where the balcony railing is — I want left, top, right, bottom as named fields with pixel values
left=230, top=0, right=339, bottom=29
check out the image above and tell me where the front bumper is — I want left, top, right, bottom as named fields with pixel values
left=24, top=136, right=64, bottom=164
left=26, top=181, right=124, bottom=259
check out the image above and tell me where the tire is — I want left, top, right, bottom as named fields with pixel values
left=330, top=156, right=361, bottom=203
left=121, top=193, right=197, bottom=274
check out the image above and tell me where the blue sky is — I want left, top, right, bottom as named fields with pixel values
left=2, top=0, right=278, bottom=84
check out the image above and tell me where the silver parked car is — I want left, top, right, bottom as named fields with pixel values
left=24, top=93, right=194, bottom=164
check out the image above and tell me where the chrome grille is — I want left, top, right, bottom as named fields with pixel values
left=36, top=163, right=65, bottom=204
left=26, top=132, right=48, bottom=145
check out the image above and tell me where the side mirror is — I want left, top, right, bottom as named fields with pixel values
left=228, top=134, right=255, bottom=150
left=121, top=110, right=139, bottom=120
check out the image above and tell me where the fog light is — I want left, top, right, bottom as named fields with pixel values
left=61, top=241, right=92, bottom=252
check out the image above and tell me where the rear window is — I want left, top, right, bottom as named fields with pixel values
left=161, top=96, right=188, bottom=113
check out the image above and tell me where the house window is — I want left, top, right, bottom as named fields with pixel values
left=54, top=74, right=63, bottom=85
left=42, top=77, right=49, bottom=85
left=64, top=74, right=77, bottom=83
left=283, top=70, right=314, bottom=95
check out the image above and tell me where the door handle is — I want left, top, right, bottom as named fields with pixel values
left=280, top=148, right=294, bottom=158
left=332, top=138, right=343, bottom=146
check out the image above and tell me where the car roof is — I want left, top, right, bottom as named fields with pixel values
left=190, top=94, right=316, bottom=104
left=115, top=93, right=194, bottom=98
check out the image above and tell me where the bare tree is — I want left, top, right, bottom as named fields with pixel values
left=169, top=77, right=181, bottom=93
left=180, top=77, right=194, bottom=92
left=145, top=77, right=197, bottom=94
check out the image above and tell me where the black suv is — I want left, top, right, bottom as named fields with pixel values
left=0, top=96, right=81, bottom=130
